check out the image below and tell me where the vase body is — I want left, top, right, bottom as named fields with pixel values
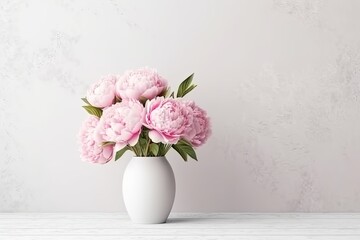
left=122, top=156, right=176, bottom=224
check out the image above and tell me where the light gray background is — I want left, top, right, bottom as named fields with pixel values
left=1, top=0, right=360, bottom=212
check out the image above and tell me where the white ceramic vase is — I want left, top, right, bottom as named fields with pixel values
left=122, top=156, right=176, bottom=224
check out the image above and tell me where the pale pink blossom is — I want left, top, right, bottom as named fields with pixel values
left=95, top=100, right=145, bottom=150
left=184, top=102, right=211, bottom=147
left=144, top=97, right=193, bottom=144
left=87, top=75, right=117, bottom=108
left=115, top=67, right=167, bottom=100
left=78, top=116, right=113, bottom=164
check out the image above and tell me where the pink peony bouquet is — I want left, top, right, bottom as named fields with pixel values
left=78, top=67, right=211, bottom=164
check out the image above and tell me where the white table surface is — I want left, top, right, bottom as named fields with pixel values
left=1, top=213, right=360, bottom=240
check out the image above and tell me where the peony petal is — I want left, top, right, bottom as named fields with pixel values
left=119, top=129, right=133, bottom=140
left=142, top=87, right=158, bottom=99
left=93, top=130, right=104, bottom=143
left=123, top=89, right=140, bottom=100
left=162, top=134, right=180, bottom=144
left=114, top=142, right=127, bottom=152
left=102, top=145, right=114, bottom=160
left=148, top=130, right=165, bottom=143
left=128, top=131, right=141, bottom=146
left=112, top=123, right=123, bottom=133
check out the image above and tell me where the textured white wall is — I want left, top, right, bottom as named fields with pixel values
left=1, top=0, right=360, bottom=212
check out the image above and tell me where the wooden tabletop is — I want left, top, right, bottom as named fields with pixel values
left=1, top=213, right=360, bottom=239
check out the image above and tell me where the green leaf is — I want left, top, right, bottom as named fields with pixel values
left=182, top=84, right=197, bottom=97
left=81, top=97, right=91, bottom=105
left=82, top=105, right=103, bottom=118
left=178, top=138, right=192, bottom=146
left=102, top=141, right=115, bottom=147
left=115, top=146, right=131, bottom=161
left=137, top=138, right=147, bottom=156
left=177, top=73, right=194, bottom=97
left=173, top=140, right=198, bottom=161
left=158, top=143, right=166, bottom=156
left=138, top=138, right=147, bottom=148
left=169, top=91, right=175, bottom=98
left=149, top=143, right=159, bottom=156
left=158, top=143, right=172, bottom=156
left=133, top=142, right=143, bottom=157
left=172, top=144, right=188, bottom=161
left=180, top=144, right=198, bottom=160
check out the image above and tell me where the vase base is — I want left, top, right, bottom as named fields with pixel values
left=130, top=218, right=167, bottom=224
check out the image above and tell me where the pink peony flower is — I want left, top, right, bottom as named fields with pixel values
left=87, top=75, right=117, bottom=108
left=144, top=97, right=193, bottom=144
left=115, top=67, right=167, bottom=100
left=95, top=100, right=145, bottom=150
left=184, top=102, right=211, bottom=147
left=78, top=116, right=113, bottom=164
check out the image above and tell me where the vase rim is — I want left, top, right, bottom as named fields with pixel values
left=132, top=156, right=166, bottom=159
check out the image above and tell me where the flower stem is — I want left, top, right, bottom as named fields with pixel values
left=145, top=139, right=151, bottom=156
left=162, top=144, right=172, bottom=156
left=130, top=146, right=139, bottom=156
